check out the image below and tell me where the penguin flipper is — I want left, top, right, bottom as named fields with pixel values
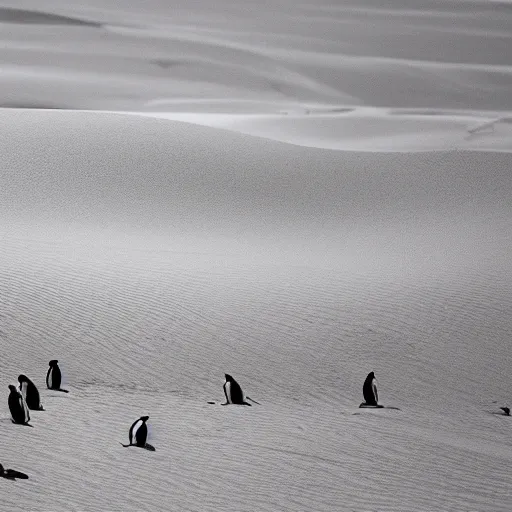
left=245, top=396, right=261, bottom=405
left=57, top=389, right=69, bottom=393
left=143, top=443, right=156, bottom=451
left=120, top=443, right=132, bottom=448
left=242, top=401, right=252, bottom=406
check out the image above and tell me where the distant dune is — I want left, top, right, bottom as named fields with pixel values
left=0, top=0, right=511, bottom=114
left=0, top=7, right=101, bottom=26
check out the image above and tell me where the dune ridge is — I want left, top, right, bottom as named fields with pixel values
left=0, top=7, right=101, bottom=26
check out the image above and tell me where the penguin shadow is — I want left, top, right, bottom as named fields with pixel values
left=45, top=389, right=70, bottom=398
left=358, top=403, right=401, bottom=410
left=0, top=417, right=34, bottom=427
left=490, top=407, right=510, bottom=417
left=11, top=420, right=34, bottom=427
left=120, top=443, right=156, bottom=452
left=0, top=464, right=29, bottom=481
left=209, top=399, right=261, bottom=406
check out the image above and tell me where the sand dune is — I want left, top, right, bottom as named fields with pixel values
left=1, top=0, right=511, bottom=152
left=1, top=0, right=512, bottom=510
left=1, top=110, right=512, bottom=511
left=1, top=0, right=511, bottom=114
left=133, top=108, right=512, bottom=152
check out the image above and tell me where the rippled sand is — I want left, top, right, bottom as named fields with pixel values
left=1, top=1, right=512, bottom=511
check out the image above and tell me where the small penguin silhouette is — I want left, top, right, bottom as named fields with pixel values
left=360, top=371, right=383, bottom=408
left=46, top=360, right=68, bottom=393
left=120, top=416, right=155, bottom=451
left=18, top=375, right=44, bottom=411
left=7, top=385, right=31, bottom=426
left=500, top=407, right=510, bottom=416
left=222, top=374, right=260, bottom=405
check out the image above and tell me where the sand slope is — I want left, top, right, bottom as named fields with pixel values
left=1, top=110, right=511, bottom=511
left=1, top=0, right=512, bottom=510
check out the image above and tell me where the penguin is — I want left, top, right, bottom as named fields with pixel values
left=0, top=464, right=29, bottom=480
left=500, top=407, right=510, bottom=416
left=46, top=360, right=68, bottom=392
left=120, top=416, right=155, bottom=451
left=8, top=385, right=31, bottom=426
left=18, top=375, right=44, bottom=411
left=223, top=374, right=252, bottom=406
left=360, top=371, right=381, bottom=408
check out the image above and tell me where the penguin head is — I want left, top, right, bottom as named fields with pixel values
left=18, top=375, right=28, bottom=384
left=0, top=464, right=4, bottom=474
left=49, top=360, right=58, bottom=366
left=8, top=384, right=17, bottom=392
left=368, top=371, right=375, bottom=379
left=225, top=374, right=233, bottom=382
left=140, top=415, right=149, bottom=422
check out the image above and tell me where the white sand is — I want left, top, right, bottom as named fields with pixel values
left=1, top=1, right=512, bottom=511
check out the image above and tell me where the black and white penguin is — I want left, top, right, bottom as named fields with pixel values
left=223, top=374, right=251, bottom=406
left=361, top=371, right=380, bottom=407
left=18, top=375, right=44, bottom=411
left=0, top=464, right=29, bottom=480
left=121, top=416, right=155, bottom=451
left=8, top=385, right=31, bottom=426
left=46, top=360, right=68, bottom=392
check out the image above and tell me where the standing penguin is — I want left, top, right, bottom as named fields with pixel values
left=121, top=416, right=155, bottom=451
left=46, top=360, right=68, bottom=392
left=361, top=371, right=380, bottom=407
left=18, top=375, right=44, bottom=411
left=223, top=374, right=252, bottom=406
left=8, top=385, right=31, bottom=426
